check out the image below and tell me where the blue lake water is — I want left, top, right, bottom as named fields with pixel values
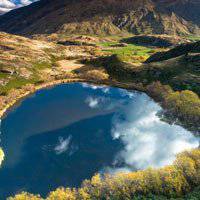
left=0, top=83, right=199, bottom=198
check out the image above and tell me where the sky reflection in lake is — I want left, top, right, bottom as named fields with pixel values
left=0, top=83, right=198, bottom=198
left=107, top=93, right=199, bottom=172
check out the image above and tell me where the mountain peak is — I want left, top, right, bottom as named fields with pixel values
left=0, top=0, right=199, bottom=36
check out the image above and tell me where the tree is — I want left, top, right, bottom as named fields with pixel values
left=46, top=188, right=76, bottom=200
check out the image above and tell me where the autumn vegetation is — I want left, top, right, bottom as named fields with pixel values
left=0, top=33, right=199, bottom=199
left=91, top=41, right=200, bottom=134
left=147, top=82, right=200, bottom=134
left=8, top=149, right=200, bottom=199
left=165, top=90, right=200, bottom=129
left=0, top=148, right=4, bottom=166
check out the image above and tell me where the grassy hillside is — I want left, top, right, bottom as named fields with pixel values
left=0, top=32, right=99, bottom=95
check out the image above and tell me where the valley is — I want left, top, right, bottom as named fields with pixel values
left=0, top=0, right=199, bottom=199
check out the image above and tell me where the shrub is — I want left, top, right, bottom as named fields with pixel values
left=8, top=192, right=42, bottom=200
left=0, top=148, right=4, bottom=166
left=147, top=82, right=200, bottom=133
left=84, top=69, right=109, bottom=80
left=165, top=90, right=200, bottom=128
left=47, top=188, right=76, bottom=200
left=147, top=81, right=173, bottom=101
left=8, top=149, right=200, bottom=200
left=74, top=149, right=199, bottom=199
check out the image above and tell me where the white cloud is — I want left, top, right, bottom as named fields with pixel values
left=0, top=7, right=9, bottom=14
left=104, top=93, right=199, bottom=173
left=20, top=0, right=32, bottom=6
left=0, top=0, right=37, bottom=14
left=84, top=95, right=116, bottom=109
left=118, top=88, right=138, bottom=99
left=0, top=0, right=15, bottom=13
left=85, top=97, right=101, bottom=108
left=0, top=0, right=15, bottom=8
left=81, top=83, right=110, bottom=94
left=54, top=136, right=72, bottom=155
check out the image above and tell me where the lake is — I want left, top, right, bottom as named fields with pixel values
left=0, top=83, right=199, bottom=198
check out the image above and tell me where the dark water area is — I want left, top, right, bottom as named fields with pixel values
left=0, top=83, right=198, bottom=199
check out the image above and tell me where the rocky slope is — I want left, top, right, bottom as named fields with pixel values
left=0, top=0, right=199, bottom=36
left=154, top=0, right=200, bottom=26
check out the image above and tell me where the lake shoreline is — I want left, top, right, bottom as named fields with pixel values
left=1, top=77, right=199, bottom=136
left=0, top=81, right=199, bottom=200
left=0, top=78, right=145, bottom=119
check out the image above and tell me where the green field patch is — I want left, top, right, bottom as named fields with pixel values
left=99, top=42, right=154, bottom=63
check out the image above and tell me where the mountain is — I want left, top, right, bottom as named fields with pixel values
left=0, top=0, right=199, bottom=36
left=154, top=0, right=200, bottom=26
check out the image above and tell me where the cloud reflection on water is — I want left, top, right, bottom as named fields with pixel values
left=82, top=83, right=110, bottom=94
left=85, top=97, right=102, bottom=108
left=108, top=93, right=199, bottom=172
left=80, top=83, right=199, bottom=172
left=0, top=83, right=199, bottom=198
left=54, top=136, right=72, bottom=155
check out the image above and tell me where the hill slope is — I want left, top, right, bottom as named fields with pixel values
left=0, top=0, right=199, bottom=36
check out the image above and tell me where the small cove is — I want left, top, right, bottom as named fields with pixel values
left=0, top=83, right=199, bottom=198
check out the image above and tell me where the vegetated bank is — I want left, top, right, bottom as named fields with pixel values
left=87, top=41, right=200, bottom=135
left=8, top=149, right=200, bottom=199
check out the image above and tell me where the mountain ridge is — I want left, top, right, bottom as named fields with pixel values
left=0, top=0, right=199, bottom=36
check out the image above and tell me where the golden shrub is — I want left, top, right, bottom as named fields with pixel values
left=165, top=90, right=200, bottom=122
left=7, top=149, right=200, bottom=199
left=8, top=192, right=42, bottom=200
left=84, top=69, right=109, bottom=80
left=46, top=188, right=76, bottom=200
left=0, top=148, right=4, bottom=166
